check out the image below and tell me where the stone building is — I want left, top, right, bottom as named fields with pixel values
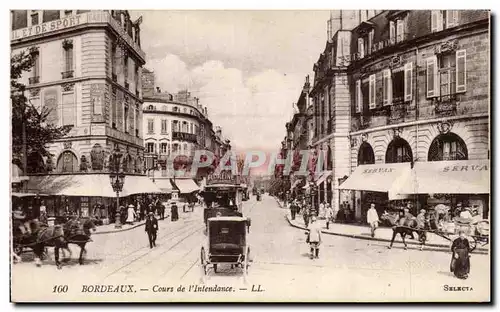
left=11, top=10, right=159, bottom=218
left=307, top=10, right=489, bottom=221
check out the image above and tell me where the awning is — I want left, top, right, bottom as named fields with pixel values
left=26, top=174, right=117, bottom=197
left=173, top=178, right=200, bottom=194
left=154, top=178, right=174, bottom=193
left=122, top=175, right=163, bottom=195
left=12, top=192, right=49, bottom=198
left=315, top=170, right=333, bottom=186
left=11, top=164, right=29, bottom=184
left=26, top=174, right=163, bottom=197
left=396, top=160, right=490, bottom=195
left=338, top=163, right=412, bottom=200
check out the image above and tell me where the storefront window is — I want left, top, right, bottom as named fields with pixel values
left=428, top=133, right=468, bottom=161
left=385, top=138, right=413, bottom=163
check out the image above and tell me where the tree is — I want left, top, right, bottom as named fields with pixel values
left=11, top=48, right=73, bottom=173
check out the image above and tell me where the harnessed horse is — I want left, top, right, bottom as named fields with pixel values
left=62, top=217, right=97, bottom=265
left=380, top=211, right=430, bottom=251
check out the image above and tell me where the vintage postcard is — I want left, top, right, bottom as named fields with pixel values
left=10, top=9, right=490, bottom=302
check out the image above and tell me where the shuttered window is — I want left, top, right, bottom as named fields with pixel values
left=358, top=38, right=364, bottom=59
left=431, top=11, right=443, bottom=32
left=446, top=10, right=459, bottom=28
left=426, top=56, right=438, bottom=98
left=383, top=69, right=392, bottom=106
left=404, top=62, right=413, bottom=102
left=147, top=119, right=154, bottom=134
left=161, top=119, right=168, bottom=134
left=369, top=74, right=376, bottom=109
left=389, top=21, right=395, bottom=42
left=355, top=80, right=362, bottom=113
left=456, top=49, right=467, bottom=93
left=396, top=19, right=404, bottom=43
left=62, top=93, right=75, bottom=126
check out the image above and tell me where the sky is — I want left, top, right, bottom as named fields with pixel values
left=130, top=10, right=330, bottom=153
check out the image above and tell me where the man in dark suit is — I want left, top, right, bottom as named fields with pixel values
left=145, top=212, right=158, bottom=248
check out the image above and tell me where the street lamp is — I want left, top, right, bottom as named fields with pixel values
left=109, top=146, right=125, bottom=229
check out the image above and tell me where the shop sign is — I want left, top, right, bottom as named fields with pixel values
left=362, top=168, right=395, bottom=174
left=12, top=15, right=85, bottom=40
left=207, top=170, right=238, bottom=185
left=443, top=165, right=488, bottom=172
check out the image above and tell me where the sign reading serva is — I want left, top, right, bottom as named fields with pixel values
left=207, top=170, right=240, bottom=186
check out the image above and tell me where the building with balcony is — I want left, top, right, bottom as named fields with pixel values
left=309, top=10, right=489, bottom=221
left=141, top=69, right=228, bottom=190
left=11, top=10, right=159, bottom=218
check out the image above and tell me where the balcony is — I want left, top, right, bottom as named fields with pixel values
left=61, top=70, right=74, bottom=79
left=29, top=76, right=40, bottom=85
left=172, top=131, right=198, bottom=143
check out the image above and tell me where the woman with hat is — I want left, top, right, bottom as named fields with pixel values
left=126, top=204, right=136, bottom=225
left=450, top=229, right=471, bottom=279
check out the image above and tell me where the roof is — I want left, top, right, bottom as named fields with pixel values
left=207, top=216, right=249, bottom=222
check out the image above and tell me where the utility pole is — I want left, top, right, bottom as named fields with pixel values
left=22, top=90, right=27, bottom=185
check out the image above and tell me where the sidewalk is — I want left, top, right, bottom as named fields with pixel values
left=277, top=198, right=488, bottom=254
left=94, top=205, right=199, bottom=234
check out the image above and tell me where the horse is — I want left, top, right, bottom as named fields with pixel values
left=63, top=217, right=96, bottom=265
left=28, top=221, right=67, bottom=269
left=380, top=211, right=429, bottom=251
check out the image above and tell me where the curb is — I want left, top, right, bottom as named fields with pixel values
left=94, top=215, right=170, bottom=235
left=278, top=198, right=488, bottom=254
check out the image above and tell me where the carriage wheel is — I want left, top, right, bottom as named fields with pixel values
left=244, top=247, right=251, bottom=274
left=200, top=247, right=207, bottom=275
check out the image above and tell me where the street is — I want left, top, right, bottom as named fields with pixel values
left=11, top=195, right=490, bottom=302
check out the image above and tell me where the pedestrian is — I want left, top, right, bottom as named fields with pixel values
left=367, top=203, right=379, bottom=238
left=450, top=230, right=471, bottom=279
left=319, top=201, right=325, bottom=219
left=325, top=204, right=333, bottom=229
left=306, top=215, right=322, bottom=259
left=416, top=209, right=427, bottom=229
left=290, top=200, right=297, bottom=220
left=171, top=201, right=179, bottom=222
left=126, top=204, right=136, bottom=225
left=145, top=212, right=159, bottom=249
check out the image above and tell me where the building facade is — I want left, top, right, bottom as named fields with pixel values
left=11, top=10, right=153, bottom=218
left=306, top=10, right=489, bottom=221
left=141, top=69, right=230, bottom=185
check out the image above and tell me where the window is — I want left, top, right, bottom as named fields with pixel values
left=161, top=119, right=168, bottom=134
left=146, top=142, right=155, bottom=153
left=358, top=38, right=365, bottom=59
left=362, top=80, right=369, bottom=111
left=404, top=62, right=413, bottom=102
left=124, top=105, right=129, bottom=132
left=427, top=50, right=466, bottom=98
left=111, top=43, right=117, bottom=77
left=355, top=80, right=362, bottom=113
left=172, top=143, right=179, bottom=153
left=63, top=41, right=73, bottom=75
left=428, top=133, right=468, bottom=161
left=368, top=30, right=374, bottom=54
left=182, top=121, right=188, bottom=132
left=396, top=19, right=404, bottom=43
left=31, top=12, right=39, bottom=25
left=172, top=120, right=179, bottom=132
left=389, top=21, right=396, bottom=43
left=160, top=143, right=168, bottom=154
left=445, top=10, right=459, bottom=28
left=30, top=50, right=40, bottom=83
left=57, top=151, right=78, bottom=173
left=62, top=93, right=75, bottom=126
left=124, top=54, right=129, bottom=84
left=183, top=143, right=188, bottom=154
left=431, top=11, right=444, bottom=32
left=369, top=74, right=376, bottom=109
left=147, top=119, right=154, bottom=134
left=64, top=10, right=72, bottom=17
left=386, top=138, right=413, bottom=163
left=111, top=89, right=117, bottom=128
left=439, top=53, right=456, bottom=98
left=135, top=65, right=139, bottom=93
left=173, top=106, right=179, bottom=112
left=190, top=123, right=194, bottom=134
left=383, top=69, right=392, bottom=105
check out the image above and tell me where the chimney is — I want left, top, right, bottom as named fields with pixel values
left=156, top=87, right=161, bottom=93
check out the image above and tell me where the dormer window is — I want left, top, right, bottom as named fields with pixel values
left=431, top=10, right=458, bottom=32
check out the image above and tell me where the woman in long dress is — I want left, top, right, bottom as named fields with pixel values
left=126, top=204, right=136, bottom=225
left=450, top=230, right=471, bottom=279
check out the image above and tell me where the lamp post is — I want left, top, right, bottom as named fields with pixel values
left=109, top=146, right=125, bottom=229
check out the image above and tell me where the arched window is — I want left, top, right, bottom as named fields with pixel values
left=428, top=133, right=468, bottom=161
left=148, top=105, right=154, bottom=110
left=358, top=142, right=375, bottom=165
left=57, top=151, right=78, bottom=173
left=385, top=138, right=413, bottom=163
left=173, top=106, right=179, bottom=112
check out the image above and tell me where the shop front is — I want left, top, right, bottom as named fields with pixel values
left=338, top=163, right=412, bottom=223
left=395, top=159, right=490, bottom=220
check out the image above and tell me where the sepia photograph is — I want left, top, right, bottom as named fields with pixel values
left=9, top=8, right=490, bottom=303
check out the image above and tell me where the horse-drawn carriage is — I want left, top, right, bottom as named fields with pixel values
left=200, top=216, right=252, bottom=275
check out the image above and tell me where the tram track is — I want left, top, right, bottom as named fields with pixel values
left=101, top=222, right=204, bottom=280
